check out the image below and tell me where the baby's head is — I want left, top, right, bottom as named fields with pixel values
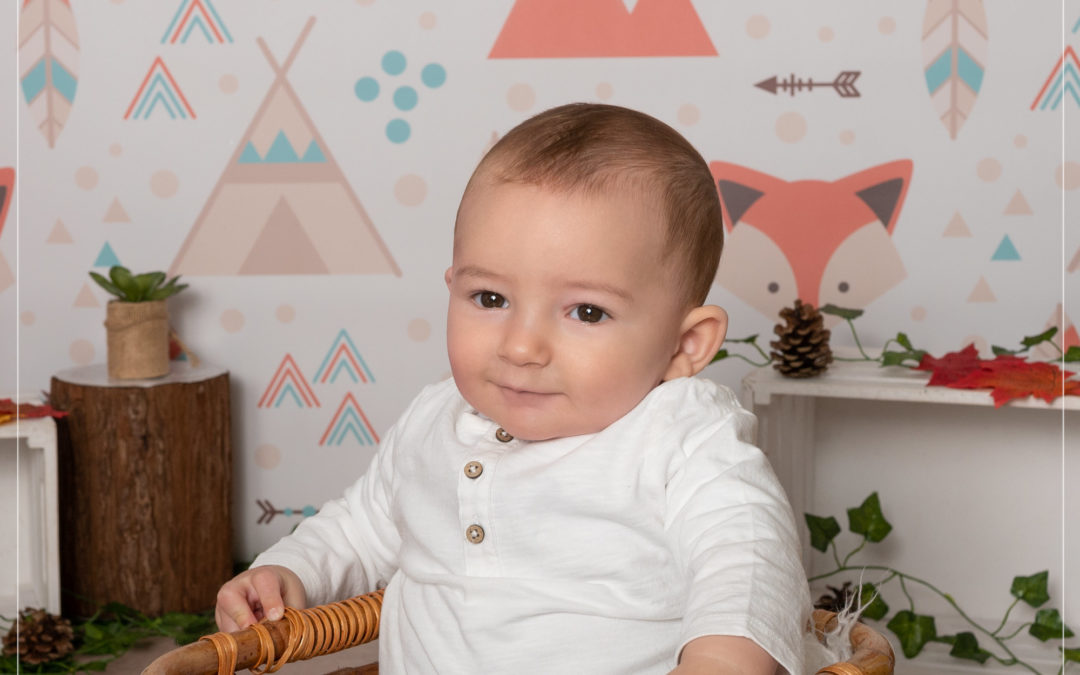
left=446, top=103, right=728, bottom=441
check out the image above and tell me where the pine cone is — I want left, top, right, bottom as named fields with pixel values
left=2, top=608, right=75, bottom=665
left=814, top=582, right=856, bottom=614
left=770, top=299, right=833, bottom=378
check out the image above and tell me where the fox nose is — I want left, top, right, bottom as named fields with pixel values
left=497, top=314, right=551, bottom=367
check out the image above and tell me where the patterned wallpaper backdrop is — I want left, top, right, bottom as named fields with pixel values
left=1, top=1, right=1077, bottom=560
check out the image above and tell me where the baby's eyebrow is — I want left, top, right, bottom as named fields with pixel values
left=565, top=280, right=633, bottom=302
left=454, top=264, right=503, bottom=281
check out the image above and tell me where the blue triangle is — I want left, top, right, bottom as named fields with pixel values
left=264, top=130, right=300, bottom=163
left=94, top=242, right=121, bottom=267
left=992, top=235, right=1020, bottom=261
left=301, top=139, right=326, bottom=163
left=238, top=141, right=262, bottom=163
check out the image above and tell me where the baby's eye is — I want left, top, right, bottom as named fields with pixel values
left=472, top=291, right=507, bottom=309
left=571, top=304, right=608, bottom=324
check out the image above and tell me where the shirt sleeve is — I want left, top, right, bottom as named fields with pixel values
left=250, top=397, right=412, bottom=607
left=665, top=406, right=810, bottom=675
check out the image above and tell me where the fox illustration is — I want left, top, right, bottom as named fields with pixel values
left=710, top=160, right=913, bottom=321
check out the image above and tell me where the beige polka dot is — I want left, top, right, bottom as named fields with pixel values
left=109, top=143, right=123, bottom=157
left=976, top=158, right=1002, bottom=182
left=910, top=306, right=927, bottom=322
left=150, top=170, right=178, bottom=198
left=218, top=74, right=238, bottom=94
left=838, top=129, right=855, bottom=145
left=506, top=83, right=535, bottom=112
left=1013, top=134, right=1027, bottom=149
left=1056, top=161, right=1080, bottom=190
left=276, top=304, right=296, bottom=323
left=20, top=311, right=35, bottom=326
left=962, top=335, right=989, bottom=356
left=595, top=82, right=614, bottom=100
left=776, top=112, right=807, bottom=143
left=419, top=11, right=436, bottom=29
left=747, top=15, right=770, bottom=39
left=254, top=444, right=282, bottom=469
left=394, top=174, right=428, bottom=206
left=221, top=309, right=245, bottom=333
left=818, top=27, right=834, bottom=42
left=677, top=104, right=700, bottom=126
left=878, top=17, right=896, bottom=35
left=75, top=166, right=98, bottom=190
left=70, top=339, right=95, bottom=365
left=408, top=318, right=431, bottom=342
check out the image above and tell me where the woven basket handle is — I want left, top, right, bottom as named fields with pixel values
left=142, top=590, right=384, bottom=675
left=812, top=609, right=895, bottom=675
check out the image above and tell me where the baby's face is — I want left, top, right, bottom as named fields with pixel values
left=445, top=181, right=688, bottom=441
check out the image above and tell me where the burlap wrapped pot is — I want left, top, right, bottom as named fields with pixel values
left=105, top=300, right=170, bottom=379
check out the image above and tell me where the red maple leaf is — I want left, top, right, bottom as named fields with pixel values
left=946, top=358, right=1080, bottom=407
left=915, top=344, right=983, bottom=386
left=0, top=398, right=69, bottom=420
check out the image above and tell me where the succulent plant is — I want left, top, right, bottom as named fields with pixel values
left=89, top=265, right=188, bottom=302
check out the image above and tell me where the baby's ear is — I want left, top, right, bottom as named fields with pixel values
left=662, top=306, right=728, bottom=381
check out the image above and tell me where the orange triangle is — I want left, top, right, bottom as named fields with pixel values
left=1003, top=189, right=1032, bottom=215
left=942, top=211, right=972, bottom=237
left=47, top=218, right=73, bottom=243
left=239, top=197, right=329, bottom=274
left=73, top=282, right=101, bottom=308
left=1031, top=303, right=1079, bottom=359
left=967, top=276, right=996, bottom=302
left=104, top=197, right=131, bottom=223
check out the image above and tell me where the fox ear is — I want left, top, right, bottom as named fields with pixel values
left=839, top=159, right=913, bottom=234
left=709, top=162, right=785, bottom=231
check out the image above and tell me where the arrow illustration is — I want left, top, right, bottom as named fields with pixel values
left=256, top=499, right=317, bottom=524
left=755, top=71, right=861, bottom=98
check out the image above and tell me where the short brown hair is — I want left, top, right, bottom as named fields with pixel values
left=459, top=103, right=723, bottom=306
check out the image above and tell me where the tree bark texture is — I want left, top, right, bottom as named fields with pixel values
left=51, top=372, right=232, bottom=617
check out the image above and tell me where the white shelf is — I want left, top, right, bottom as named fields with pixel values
left=0, top=399, right=60, bottom=616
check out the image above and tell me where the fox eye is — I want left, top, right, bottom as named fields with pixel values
left=571, top=304, right=608, bottom=323
left=767, top=282, right=780, bottom=294
left=838, top=281, right=850, bottom=293
left=473, top=291, right=507, bottom=309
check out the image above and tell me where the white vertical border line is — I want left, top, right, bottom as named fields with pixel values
left=14, top=0, right=21, bottom=659
left=1061, top=0, right=1069, bottom=661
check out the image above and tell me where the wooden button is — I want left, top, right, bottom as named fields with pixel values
left=464, top=461, right=483, bottom=479
left=466, top=524, right=485, bottom=544
left=495, top=428, right=513, bottom=442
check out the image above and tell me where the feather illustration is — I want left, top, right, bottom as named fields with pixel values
left=19, top=0, right=80, bottom=148
left=922, top=0, right=987, bottom=139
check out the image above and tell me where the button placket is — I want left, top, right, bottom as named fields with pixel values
left=457, top=425, right=516, bottom=576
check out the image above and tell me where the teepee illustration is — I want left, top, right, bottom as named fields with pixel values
left=169, top=18, right=400, bottom=277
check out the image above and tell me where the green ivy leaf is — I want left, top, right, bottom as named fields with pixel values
left=991, top=345, right=1021, bottom=356
left=1062, top=645, right=1080, bottom=662
left=1029, top=608, right=1074, bottom=641
left=946, top=631, right=992, bottom=663
left=1064, top=346, right=1080, bottom=363
left=847, top=492, right=892, bottom=542
left=887, top=610, right=937, bottom=658
left=896, top=332, right=914, bottom=350
left=858, top=583, right=889, bottom=621
left=710, top=349, right=730, bottom=364
left=1021, top=326, right=1058, bottom=348
left=726, top=335, right=759, bottom=344
left=820, top=304, right=864, bottom=320
left=804, top=513, right=841, bottom=552
left=1011, top=571, right=1050, bottom=608
left=881, top=350, right=926, bottom=367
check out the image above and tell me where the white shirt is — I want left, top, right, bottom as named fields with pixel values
left=254, top=376, right=810, bottom=674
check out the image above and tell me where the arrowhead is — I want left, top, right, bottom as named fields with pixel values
left=754, top=76, right=778, bottom=94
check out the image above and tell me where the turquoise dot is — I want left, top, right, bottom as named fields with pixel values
left=393, top=86, right=418, bottom=111
left=382, top=50, right=406, bottom=76
left=302, top=505, right=316, bottom=517
left=421, top=63, right=446, bottom=88
left=354, top=77, right=379, bottom=102
left=386, top=118, right=411, bottom=143
left=284, top=507, right=293, bottom=516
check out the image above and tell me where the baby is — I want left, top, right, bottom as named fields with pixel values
left=216, top=103, right=810, bottom=674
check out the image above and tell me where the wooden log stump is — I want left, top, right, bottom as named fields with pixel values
left=51, top=362, right=232, bottom=617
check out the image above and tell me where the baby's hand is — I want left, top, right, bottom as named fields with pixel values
left=214, top=565, right=307, bottom=632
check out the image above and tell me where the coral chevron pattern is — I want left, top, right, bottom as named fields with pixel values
left=258, top=354, right=320, bottom=408
left=319, top=393, right=380, bottom=446
left=1030, top=46, right=1080, bottom=111
left=921, top=0, right=987, bottom=139
left=313, top=329, right=375, bottom=384
left=19, top=0, right=79, bottom=148
left=123, top=57, right=196, bottom=120
left=161, top=0, right=233, bottom=44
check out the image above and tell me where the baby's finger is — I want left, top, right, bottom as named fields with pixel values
left=251, top=570, right=287, bottom=622
left=216, top=586, right=258, bottom=631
